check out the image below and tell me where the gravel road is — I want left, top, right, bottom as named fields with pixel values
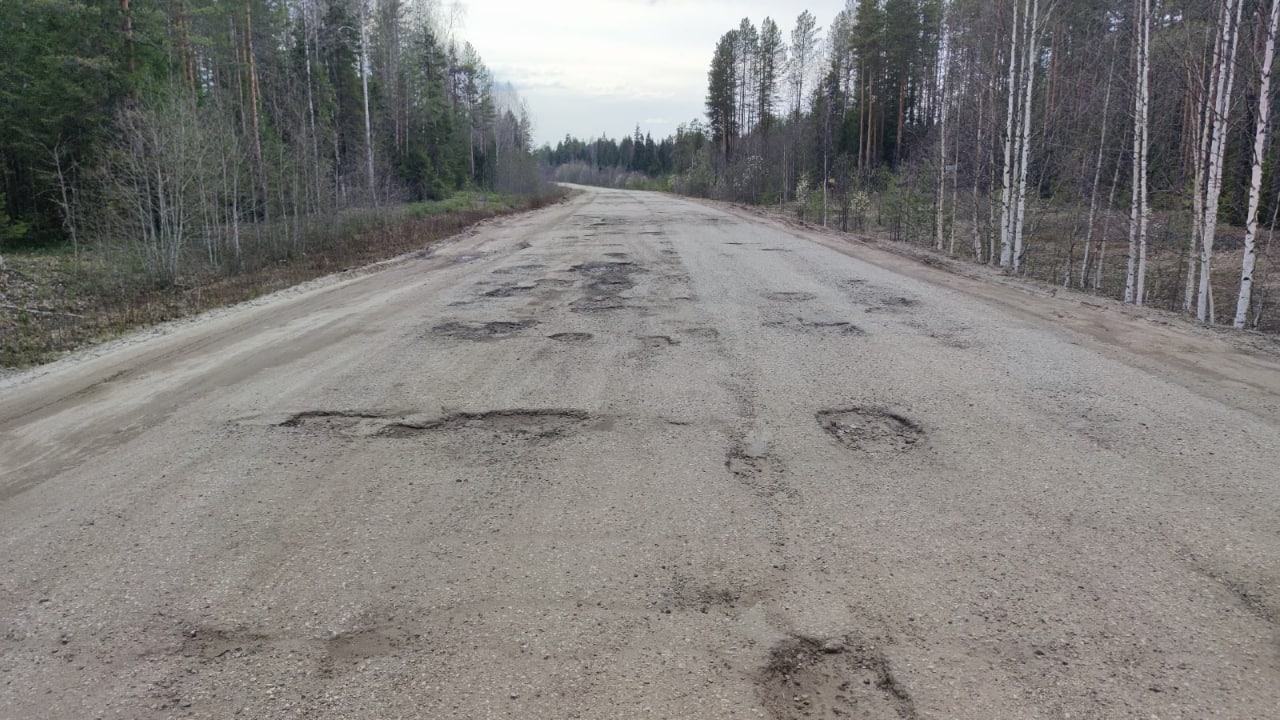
left=2, top=187, right=1278, bottom=719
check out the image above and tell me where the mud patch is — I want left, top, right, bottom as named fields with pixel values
left=765, top=292, right=818, bottom=303
left=761, top=636, right=917, bottom=720
left=431, top=320, right=538, bottom=341
left=765, top=318, right=865, bottom=336
left=817, top=407, right=924, bottom=454
left=376, top=409, right=589, bottom=442
left=548, top=332, right=594, bottom=343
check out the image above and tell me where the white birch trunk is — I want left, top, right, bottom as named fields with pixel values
left=999, top=0, right=1021, bottom=268
left=1125, top=0, right=1151, bottom=305
left=936, top=19, right=950, bottom=252
left=1235, top=0, right=1280, bottom=327
left=1199, top=0, right=1244, bottom=322
left=1011, top=0, right=1041, bottom=274
left=360, top=0, right=377, bottom=207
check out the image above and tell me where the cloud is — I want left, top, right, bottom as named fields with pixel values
left=458, top=0, right=848, bottom=144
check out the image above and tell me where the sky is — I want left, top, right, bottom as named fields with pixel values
left=456, top=0, right=850, bottom=148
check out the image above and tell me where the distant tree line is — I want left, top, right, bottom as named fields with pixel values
left=0, top=0, right=547, bottom=281
left=538, top=0, right=1280, bottom=330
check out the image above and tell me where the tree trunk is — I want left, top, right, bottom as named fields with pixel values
left=1199, top=0, right=1243, bottom=323
left=360, top=0, right=377, bottom=207
left=1082, top=54, right=1116, bottom=288
left=245, top=4, right=268, bottom=224
left=1235, top=0, right=1280, bottom=327
left=1125, top=0, right=1151, bottom=305
left=999, top=0, right=1021, bottom=268
left=1012, top=0, right=1041, bottom=274
left=936, top=16, right=950, bottom=252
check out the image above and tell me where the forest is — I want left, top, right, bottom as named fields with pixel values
left=0, top=0, right=548, bottom=282
left=538, top=0, right=1280, bottom=331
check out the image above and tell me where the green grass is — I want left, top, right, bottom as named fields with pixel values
left=407, top=191, right=523, bottom=218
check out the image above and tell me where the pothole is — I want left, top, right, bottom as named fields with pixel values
left=639, top=335, right=679, bottom=348
left=656, top=572, right=752, bottom=615
left=588, top=277, right=634, bottom=295
left=548, top=332, right=594, bottom=343
left=761, top=636, right=917, bottom=720
left=431, top=320, right=538, bottom=341
left=726, top=446, right=793, bottom=499
left=483, top=285, right=537, bottom=298
left=604, top=252, right=631, bottom=259
left=865, top=296, right=920, bottom=314
left=279, top=410, right=388, bottom=435
left=765, top=319, right=865, bottom=336
left=535, top=278, right=574, bottom=288
left=571, top=261, right=638, bottom=275
left=571, top=297, right=629, bottom=313
left=492, top=264, right=547, bottom=275
left=765, top=292, right=817, bottom=302
left=816, top=407, right=924, bottom=454
left=681, top=327, right=721, bottom=341
left=376, top=409, right=590, bottom=442
left=182, top=628, right=270, bottom=661
left=761, top=247, right=792, bottom=252
left=324, top=627, right=418, bottom=667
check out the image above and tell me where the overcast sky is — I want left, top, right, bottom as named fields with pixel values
left=456, top=0, right=849, bottom=148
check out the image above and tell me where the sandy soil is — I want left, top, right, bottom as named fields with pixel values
left=2, top=187, right=1277, bottom=719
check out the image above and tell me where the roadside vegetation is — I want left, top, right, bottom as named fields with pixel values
left=537, top=2, right=1280, bottom=333
left=0, top=192, right=559, bottom=368
left=1, top=0, right=559, bottom=368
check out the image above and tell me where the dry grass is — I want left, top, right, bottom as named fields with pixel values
left=1, top=195, right=560, bottom=368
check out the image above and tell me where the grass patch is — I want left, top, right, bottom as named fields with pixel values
left=1, top=193, right=561, bottom=369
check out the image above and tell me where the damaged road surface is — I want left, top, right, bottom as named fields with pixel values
left=3, top=187, right=1280, bottom=719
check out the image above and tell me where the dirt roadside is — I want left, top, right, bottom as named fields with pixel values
left=711, top=199, right=1280, bottom=421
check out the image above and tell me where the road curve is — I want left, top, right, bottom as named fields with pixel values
left=2, top=187, right=1278, bottom=719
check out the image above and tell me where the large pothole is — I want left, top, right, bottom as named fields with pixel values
left=761, top=637, right=917, bottom=720
left=279, top=408, right=589, bottom=444
left=431, top=319, right=538, bottom=341
left=548, top=332, right=594, bottom=343
left=482, top=285, right=537, bottom=298
left=816, top=408, right=924, bottom=454
left=377, top=409, right=590, bottom=443
left=765, top=318, right=865, bottom=336
left=279, top=410, right=388, bottom=436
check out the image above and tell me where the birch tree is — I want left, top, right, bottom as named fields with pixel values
left=1197, top=0, right=1244, bottom=323
left=1124, top=0, right=1151, bottom=305
left=999, top=0, right=1045, bottom=273
left=1234, top=0, right=1280, bottom=328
